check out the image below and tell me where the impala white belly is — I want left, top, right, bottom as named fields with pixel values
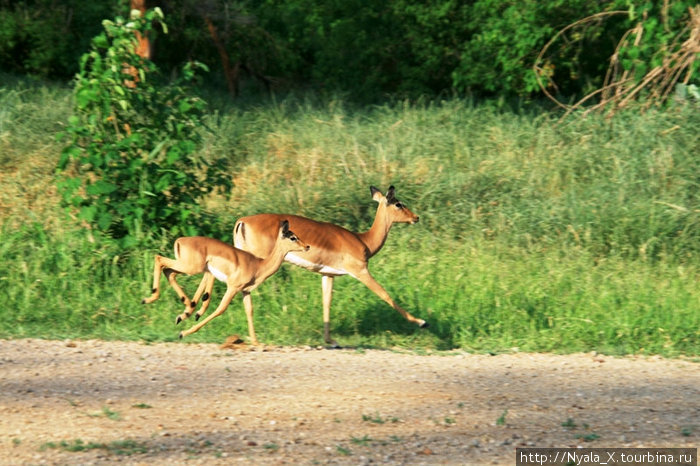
left=285, top=253, right=348, bottom=276
left=207, top=264, right=228, bottom=282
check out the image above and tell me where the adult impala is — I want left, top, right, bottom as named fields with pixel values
left=141, top=220, right=310, bottom=342
left=233, top=186, right=427, bottom=346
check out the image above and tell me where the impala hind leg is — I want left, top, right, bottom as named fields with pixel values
left=142, top=255, right=168, bottom=304
left=355, top=269, right=428, bottom=328
left=142, top=255, right=193, bottom=305
left=321, top=275, right=340, bottom=347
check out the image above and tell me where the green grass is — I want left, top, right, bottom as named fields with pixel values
left=1, top=74, right=698, bottom=356
left=91, top=407, right=121, bottom=421
left=362, top=412, right=400, bottom=424
left=40, top=438, right=148, bottom=455
left=351, top=435, right=374, bottom=446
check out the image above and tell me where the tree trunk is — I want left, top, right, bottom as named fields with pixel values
left=124, top=0, right=151, bottom=88
left=131, top=0, right=151, bottom=59
left=204, top=16, right=239, bottom=97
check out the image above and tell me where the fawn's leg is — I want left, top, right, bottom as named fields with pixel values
left=142, top=255, right=192, bottom=305
left=194, top=272, right=216, bottom=321
left=179, top=285, right=239, bottom=339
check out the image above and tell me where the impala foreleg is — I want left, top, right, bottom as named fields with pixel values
left=241, top=291, right=260, bottom=346
left=175, top=272, right=214, bottom=324
left=174, top=277, right=205, bottom=324
left=355, top=270, right=428, bottom=328
left=179, top=285, right=239, bottom=339
left=194, top=272, right=216, bottom=321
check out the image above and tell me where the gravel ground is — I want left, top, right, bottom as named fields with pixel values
left=0, top=338, right=698, bottom=465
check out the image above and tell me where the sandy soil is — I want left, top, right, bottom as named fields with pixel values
left=0, top=338, right=697, bottom=465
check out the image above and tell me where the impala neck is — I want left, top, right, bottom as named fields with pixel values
left=255, top=241, right=290, bottom=282
left=358, top=203, right=392, bottom=257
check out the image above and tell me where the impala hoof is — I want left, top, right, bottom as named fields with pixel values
left=141, top=299, right=146, bottom=304
left=195, top=314, right=201, bottom=321
left=420, top=321, right=430, bottom=329
left=176, top=315, right=182, bottom=325
left=178, top=332, right=184, bottom=340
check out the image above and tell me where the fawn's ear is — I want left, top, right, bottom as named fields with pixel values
left=280, top=219, right=290, bottom=234
left=370, top=186, right=384, bottom=202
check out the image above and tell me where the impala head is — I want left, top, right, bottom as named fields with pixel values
left=370, top=185, right=419, bottom=224
left=279, top=219, right=311, bottom=252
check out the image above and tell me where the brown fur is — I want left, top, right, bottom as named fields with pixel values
left=232, top=186, right=426, bottom=346
left=142, top=221, right=310, bottom=342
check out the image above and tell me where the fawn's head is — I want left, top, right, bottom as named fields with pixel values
left=279, top=219, right=310, bottom=252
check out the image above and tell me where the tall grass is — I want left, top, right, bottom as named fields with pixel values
left=206, top=98, right=699, bottom=260
left=0, top=75, right=72, bottom=230
left=1, top=76, right=698, bottom=356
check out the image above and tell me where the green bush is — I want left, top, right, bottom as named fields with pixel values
left=56, top=8, right=231, bottom=246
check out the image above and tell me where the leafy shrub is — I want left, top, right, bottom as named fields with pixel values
left=56, top=8, right=231, bottom=246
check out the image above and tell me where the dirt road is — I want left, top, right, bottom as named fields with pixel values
left=0, top=338, right=697, bottom=465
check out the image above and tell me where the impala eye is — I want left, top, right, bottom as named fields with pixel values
left=395, top=202, right=404, bottom=209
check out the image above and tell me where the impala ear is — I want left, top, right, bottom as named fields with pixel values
left=280, top=219, right=290, bottom=234
left=385, top=186, right=396, bottom=203
left=370, top=186, right=383, bottom=202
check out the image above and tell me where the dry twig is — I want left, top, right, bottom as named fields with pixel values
left=534, top=6, right=700, bottom=120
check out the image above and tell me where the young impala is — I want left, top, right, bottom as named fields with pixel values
left=232, top=186, right=427, bottom=346
left=141, top=220, right=310, bottom=342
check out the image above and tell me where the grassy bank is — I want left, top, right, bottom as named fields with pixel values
left=1, top=77, right=698, bottom=356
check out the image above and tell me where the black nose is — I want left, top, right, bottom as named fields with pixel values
left=305, top=245, right=310, bottom=251
left=414, top=217, right=420, bottom=223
